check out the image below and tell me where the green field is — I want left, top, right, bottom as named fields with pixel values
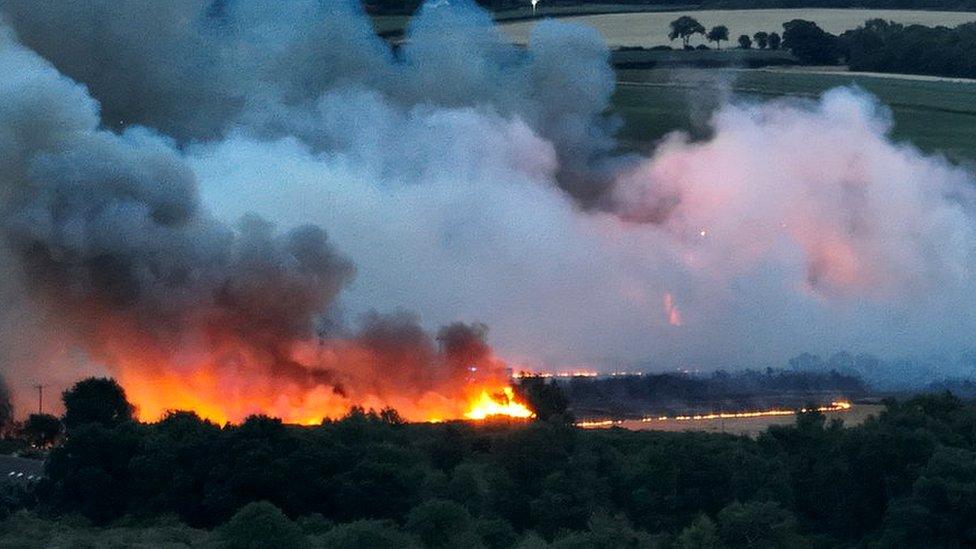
left=501, top=8, right=976, bottom=47
left=612, top=68, right=976, bottom=163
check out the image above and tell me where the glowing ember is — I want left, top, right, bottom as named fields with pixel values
left=463, top=387, right=535, bottom=420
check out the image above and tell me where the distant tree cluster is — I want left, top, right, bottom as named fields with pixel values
left=782, top=18, right=842, bottom=63
left=840, top=19, right=976, bottom=78
left=0, top=376, right=970, bottom=546
left=703, top=0, right=976, bottom=9
left=364, top=0, right=976, bottom=15
left=668, top=15, right=783, bottom=52
left=664, top=15, right=976, bottom=79
left=562, top=369, right=866, bottom=418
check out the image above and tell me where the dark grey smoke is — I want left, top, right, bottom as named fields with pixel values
left=0, top=23, right=356, bottom=406
left=0, top=18, right=513, bottom=420
left=1, top=0, right=621, bottom=207
left=2, top=0, right=975, bottom=410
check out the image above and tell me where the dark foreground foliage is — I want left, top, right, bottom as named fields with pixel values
left=0, top=377, right=969, bottom=547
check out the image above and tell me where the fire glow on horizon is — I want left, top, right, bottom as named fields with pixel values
left=115, top=342, right=536, bottom=426
left=575, top=401, right=854, bottom=428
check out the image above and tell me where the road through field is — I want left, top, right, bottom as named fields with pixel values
left=500, top=9, right=976, bottom=47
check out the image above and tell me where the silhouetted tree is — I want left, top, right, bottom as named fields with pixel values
left=319, top=520, right=417, bottom=549
left=517, top=376, right=570, bottom=421
left=768, top=32, right=782, bottom=50
left=0, top=379, right=13, bottom=435
left=676, top=515, right=723, bottom=549
left=21, top=413, right=61, bottom=447
left=783, top=19, right=840, bottom=64
left=61, top=377, right=134, bottom=431
left=717, top=501, right=808, bottom=547
left=220, top=501, right=306, bottom=549
left=405, top=499, right=480, bottom=548
left=707, top=25, right=729, bottom=49
left=738, top=34, right=753, bottom=49
left=669, top=16, right=706, bottom=48
left=753, top=31, right=770, bottom=49
left=44, top=421, right=142, bottom=523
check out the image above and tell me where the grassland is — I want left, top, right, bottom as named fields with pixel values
left=612, top=67, right=976, bottom=163
left=500, top=8, right=976, bottom=47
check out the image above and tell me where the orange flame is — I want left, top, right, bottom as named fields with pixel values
left=462, top=387, right=535, bottom=420
left=106, top=335, right=535, bottom=425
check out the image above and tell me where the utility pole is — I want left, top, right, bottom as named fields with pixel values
left=32, top=384, right=47, bottom=415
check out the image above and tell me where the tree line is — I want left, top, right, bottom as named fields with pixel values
left=0, top=376, right=972, bottom=546
left=667, top=14, right=976, bottom=79
left=669, top=15, right=783, bottom=51
left=365, top=1, right=976, bottom=15
left=365, top=1, right=976, bottom=16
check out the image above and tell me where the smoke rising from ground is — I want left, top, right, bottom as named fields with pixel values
left=0, top=19, right=511, bottom=421
left=0, top=0, right=975, bottom=416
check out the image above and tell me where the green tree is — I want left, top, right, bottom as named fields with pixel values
left=21, top=413, right=62, bottom=447
left=753, top=31, right=769, bottom=49
left=517, top=377, right=570, bottom=421
left=62, top=377, right=134, bottom=431
left=877, top=447, right=976, bottom=546
left=782, top=20, right=840, bottom=64
left=405, top=499, right=481, bottom=548
left=669, top=16, right=706, bottom=48
left=220, top=501, right=306, bottom=549
left=676, top=515, right=725, bottom=549
left=717, top=501, right=808, bottom=548
left=319, top=519, right=419, bottom=549
left=768, top=32, right=782, bottom=50
left=738, top=35, right=753, bottom=49
left=44, top=422, right=142, bottom=523
left=707, top=26, right=730, bottom=49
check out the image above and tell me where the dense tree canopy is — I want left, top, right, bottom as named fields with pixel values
left=840, top=20, right=976, bottom=79
left=0, top=376, right=963, bottom=547
left=783, top=19, right=841, bottom=64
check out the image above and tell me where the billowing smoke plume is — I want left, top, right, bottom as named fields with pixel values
left=2, top=0, right=619, bottom=206
left=0, top=19, right=512, bottom=422
left=1, top=0, right=975, bottom=419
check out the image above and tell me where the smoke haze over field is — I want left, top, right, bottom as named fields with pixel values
left=0, top=0, right=975, bottom=417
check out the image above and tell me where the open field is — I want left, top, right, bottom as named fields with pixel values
left=586, top=403, right=886, bottom=437
left=500, top=9, right=976, bottom=47
left=612, top=67, right=976, bottom=163
left=372, top=3, right=698, bottom=35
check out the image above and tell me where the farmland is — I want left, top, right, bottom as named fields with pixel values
left=585, top=403, right=887, bottom=437
left=371, top=3, right=697, bottom=35
left=612, top=67, right=976, bottom=162
left=499, top=8, right=976, bottom=47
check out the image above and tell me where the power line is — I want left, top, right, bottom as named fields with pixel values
left=32, top=384, right=48, bottom=415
